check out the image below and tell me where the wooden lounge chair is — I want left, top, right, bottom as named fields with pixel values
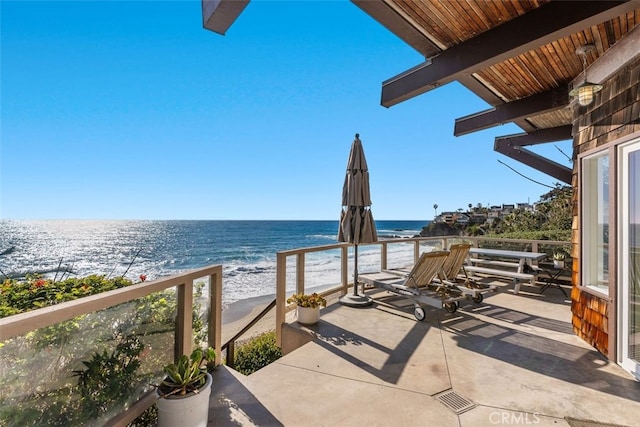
left=440, top=243, right=472, bottom=283
left=360, top=250, right=464, bottom=320
left=435, top=244, right=497, bottom=302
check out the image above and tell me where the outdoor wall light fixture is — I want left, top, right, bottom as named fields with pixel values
left=569, top=44, right=602, bottom=107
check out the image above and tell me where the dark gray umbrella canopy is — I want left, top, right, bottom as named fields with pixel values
left=339, top=134, right=378, bottom=245
left=338, top=134, right=377, bottom=306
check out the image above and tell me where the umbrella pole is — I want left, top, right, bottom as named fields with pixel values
left=338, top=242, right=372, bottom=307
left=353, top=245, right=359, bottom=296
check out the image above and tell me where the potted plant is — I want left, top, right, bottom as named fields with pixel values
left=155, top=347, right=216, bottom=427
left=552, top=249, right=567, bottom=268
left=287, top=292, right=327, bottom=325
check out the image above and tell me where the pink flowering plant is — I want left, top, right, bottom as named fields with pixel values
left=0, top=274, right=134, bottom=318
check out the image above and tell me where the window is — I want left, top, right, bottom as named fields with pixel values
left=582, top=152, right=610, bottom=295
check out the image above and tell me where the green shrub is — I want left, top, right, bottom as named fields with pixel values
left=233, top=331, right=282, bottom=375
left=484, top=229, right=571, bottom=241
left=73, top=334, right=145, bottom=420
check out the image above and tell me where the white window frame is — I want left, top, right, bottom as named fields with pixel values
left=581, top=150, right=611, bottom=296
left=617, top=137, right=640, bottom=377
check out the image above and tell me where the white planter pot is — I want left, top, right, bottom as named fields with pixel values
left=156, top=373, right=212, bottom=427
left=297, top=306, right=320, bottom=325
left=553, top=260, right=565, bottom=269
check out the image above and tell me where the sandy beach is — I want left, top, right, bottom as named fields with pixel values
left=221, top=294, right=291, bottom=345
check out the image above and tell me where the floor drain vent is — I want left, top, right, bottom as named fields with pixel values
left=435, top=390, right=476, bottom=414
left=565, top=418, right=628, bottom=427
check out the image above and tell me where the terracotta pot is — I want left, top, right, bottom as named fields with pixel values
left=297, top=306, right=320, bottom=325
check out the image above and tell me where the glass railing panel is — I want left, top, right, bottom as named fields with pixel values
left=303, top=247, right=343, bottom=293
left=379, top=242, right=414, bottom=271
left=352, top=244, right=381, bottom=275
left=0, top=288, right=178, bottom=427
left=192, top=277, right=211, bottom=347
left=285, top=256, right=297, bottom=295
left=420, top=238, right=444, bottom=254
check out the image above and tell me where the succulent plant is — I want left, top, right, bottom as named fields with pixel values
left=158, top=347, right=216, bottom=397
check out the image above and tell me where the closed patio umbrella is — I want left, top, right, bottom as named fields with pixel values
left=338, top=133, right=377, bottom=307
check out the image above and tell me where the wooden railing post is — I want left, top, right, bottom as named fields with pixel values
left=175, top=282, right=193, bottom=362
left=226, top=341, right=235, bottom=369
left=381, top=242, right=388, bottom=270
left=209, top=270, right=223, bottom=366
left=296, top=253, right=305, bottom=295
left=275, top=252, right=287, bottom=347
left=414, top=241, right=420, bottom=263
left=531, top=241, right=539, bottom=253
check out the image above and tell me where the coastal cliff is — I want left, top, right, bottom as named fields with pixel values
left=419, top=222, right=463, bottom=237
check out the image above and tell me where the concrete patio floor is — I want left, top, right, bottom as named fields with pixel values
left=208, top=280, right=640, bottom=426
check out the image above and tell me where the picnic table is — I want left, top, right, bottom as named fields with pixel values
left=464, top=247, right=547, bottom=294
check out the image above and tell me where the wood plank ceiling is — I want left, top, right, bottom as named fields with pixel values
left=386, top=0, right=639, bottom=104
left=352, top=0, right=640, bottom=183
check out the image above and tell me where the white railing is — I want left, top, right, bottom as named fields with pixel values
left=274, top=235, right=571, bottom=345
left=0, top=265, right=223, bottom=427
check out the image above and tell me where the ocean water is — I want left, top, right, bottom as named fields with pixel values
left=0, top=220, right=430, bottom=307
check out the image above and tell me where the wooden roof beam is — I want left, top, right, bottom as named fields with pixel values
left=456, top=75, right=538, bottom=133
left=351, top=0, right=442, bottom=58
left=381, top=0, right=637, bottom=107
left=494, top=128, right=573, bottom=184
left=494, top=126, right=573, bottom=147
left=579, top=23, right=640, bottom=85
left=202, top=0, right=250, bottom=35
left=454, top=86, right=569, bottom=136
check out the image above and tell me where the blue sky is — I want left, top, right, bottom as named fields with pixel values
left=1, top=1, right=572, bottom=220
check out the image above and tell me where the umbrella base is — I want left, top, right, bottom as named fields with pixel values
left=339, top=292, right=373, bottom=307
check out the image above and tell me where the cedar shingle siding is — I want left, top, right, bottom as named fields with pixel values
left=571, top=55, right=640, bottom=357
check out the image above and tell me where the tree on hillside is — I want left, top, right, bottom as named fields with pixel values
left=499, top=210, right=542, bottom=233
left=535, top=184, right=573, bottom=230
left=498, top=184, right=572, bottom=234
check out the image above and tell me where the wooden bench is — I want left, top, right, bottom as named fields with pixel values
left=468, top=259, right=521, bottom=269
left=463, top=265, right=537, bottom=294
left=466, top=247, right=547, bottom=294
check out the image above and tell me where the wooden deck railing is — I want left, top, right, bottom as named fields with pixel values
left=0, top=236, right=571, bottom=425
left=274, top=235, right=570, bottom=345
left=0, top=265, right=223, bottom=427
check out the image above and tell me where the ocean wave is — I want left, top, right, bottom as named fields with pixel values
left=306, top=234, right=338, bottom=241
left=225, top=264, right=274, bottom=276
